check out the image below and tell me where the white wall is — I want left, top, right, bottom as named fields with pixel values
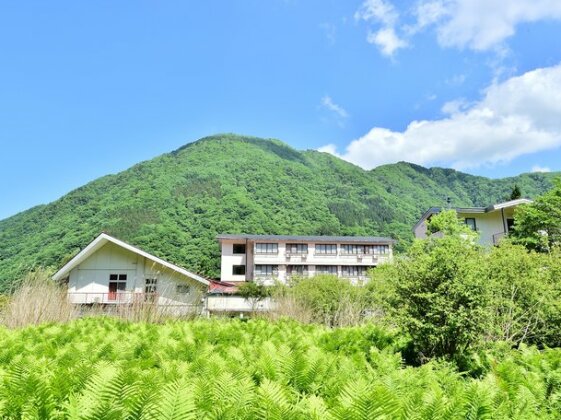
left=68, top=242, right=205, bottom=310
left=457, top=211, right=507, bottom=246
left=219, top=239, right=393, bottom=284
left=220, top=240, right=248, bottom=282
left=207, top=296, right=273, bottom=313
left=415, top=208, right=516, bottom=246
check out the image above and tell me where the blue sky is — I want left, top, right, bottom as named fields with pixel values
left=2, top=0, right=561, bottom=220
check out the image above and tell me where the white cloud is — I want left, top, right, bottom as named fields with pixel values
left=317, top=144, right=339, bottom=155
left=355, top=0, right=398, bottom=26
left=445, top=74, right=466, bottom=86
left=357, top=0, right=561, bottom=58
left=412, top=0, right=449, bottom=30
left=367, top=27, right=408, bottom=56
left=355, top=0, right=407, bottom=57
left=414, top=0, right=561, bottom=51
left=320, top=95, right=349, bottom=119
left=532, top=165, right=551, bottom=173
left=441, top=98, right=470, bottom=115
left=318, top=63, right=561, bottom=170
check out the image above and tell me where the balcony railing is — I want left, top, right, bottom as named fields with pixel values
left=493, top=232, right=507, bottom=245
left=67, top=292, right=159, bottom=305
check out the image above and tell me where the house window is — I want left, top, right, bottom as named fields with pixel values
left=176, top=284, right=191, bottom=294
left=255, top=243, right=278, bottom=254
left=233, top=265, right=246, bottom=275
left=255, top=265, right=278, bottom=277
left=144, top=278, right=158, bottom=302
left=287, top=265, right=308, bottom=277
left=465, top=218, right=477, bottom=231
left=286, top=243, right=308, bottom=254
left=233, top=244, right=246, bottom=254
left=316, top=265, right=338, bottom=275
left=108, top=274, right=127, bottom=301
left=145, top=278, right=157, bottom=294
left=507, top=218, right=515, bottom=232
left=315, top=244, right=337, bottom=255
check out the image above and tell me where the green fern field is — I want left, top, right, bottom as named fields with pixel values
left=1, top=318, right=561, bottom=419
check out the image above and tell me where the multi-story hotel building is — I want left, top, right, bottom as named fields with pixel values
left=217, top=234, right=395, bottom=285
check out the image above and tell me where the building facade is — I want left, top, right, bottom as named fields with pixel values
left=52, top=233, right=209, bottom=314
left=413, top=198, right=532, bottom=246
left=217, top=234, right=395, bottom=285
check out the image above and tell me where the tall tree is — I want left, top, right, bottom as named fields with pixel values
left=369, top=211, right=490, bottom=362
left=510, top=184, right=522, bottom=200
left=511, top=179, right=561, bottom=251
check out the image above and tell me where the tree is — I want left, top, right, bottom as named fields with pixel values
left=426, top=209, right=478, bottom=238
left=276, top=275, right=373, bottom=327
left=511, top=178, right=561, bottom=252
left=237, top=282, right=271, bottom=314
left=485, top=242, right=553, bottom=345
left=510, top=184, right=522, bottom=200
left=370, top=211, right=490, bottom=362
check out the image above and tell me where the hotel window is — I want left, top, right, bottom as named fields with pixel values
left=286, top=243, right=308, bottom=254
left=255, top=265, right=278, bottom=277
left=233, top=265, right=246, bottom=275
left=255, top=243, right=278, bottom=254
left=233, top=244, right=246, bottom=254
left=341, top=266, right=369, bottom=277
left=316, top=265, right=338, bottom=275
left=315, top=244, right=337, bottom=255
left=465, top=218, right=477, bottom=231
left=287, top=265, right=308, bottom=277
left=341, top=244, right=367, bottom=255
left=372, top=245, right=389, bottom=255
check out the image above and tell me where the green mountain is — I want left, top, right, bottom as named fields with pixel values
left=0, top=134, right=557, bottom=290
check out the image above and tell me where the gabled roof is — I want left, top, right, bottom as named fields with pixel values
left=216, top=234, right=396, bottom=244
left=52, top=233, right=209, bottom=286
left=413, top=198, right=533, bottom=231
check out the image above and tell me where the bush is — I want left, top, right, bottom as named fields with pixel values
left=369, top=211, right=491, bottom=362
left=271, top=275, right=374, bottom=327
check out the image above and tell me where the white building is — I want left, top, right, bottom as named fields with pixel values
left=413, top=198, right=532, bottom=246
left=52, top=233, right=209, bottom=314
left=216, top=234, right=395, bottom=285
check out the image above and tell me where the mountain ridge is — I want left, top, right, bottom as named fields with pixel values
left=0, top=133, right=557, bottom=290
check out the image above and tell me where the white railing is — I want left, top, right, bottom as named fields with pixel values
left=67, top=292, right=158, bottom=305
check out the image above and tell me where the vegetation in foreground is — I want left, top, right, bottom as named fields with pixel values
left=0, top=134, right=557, bottom=290
left=1, top=170, right=560, bottom=418
left=2, top=317, right=561, bottom=419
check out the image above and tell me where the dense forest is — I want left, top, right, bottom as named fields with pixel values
left=0, top=134, right=557, bottom=290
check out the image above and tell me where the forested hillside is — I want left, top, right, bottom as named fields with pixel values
left=0, top=134, right=557, bottom=290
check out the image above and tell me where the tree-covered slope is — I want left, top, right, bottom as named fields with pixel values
left=0, top=134, right=557, bottom=290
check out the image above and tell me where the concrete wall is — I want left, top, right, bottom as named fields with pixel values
left=207, top=296, right=274, bottom=313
